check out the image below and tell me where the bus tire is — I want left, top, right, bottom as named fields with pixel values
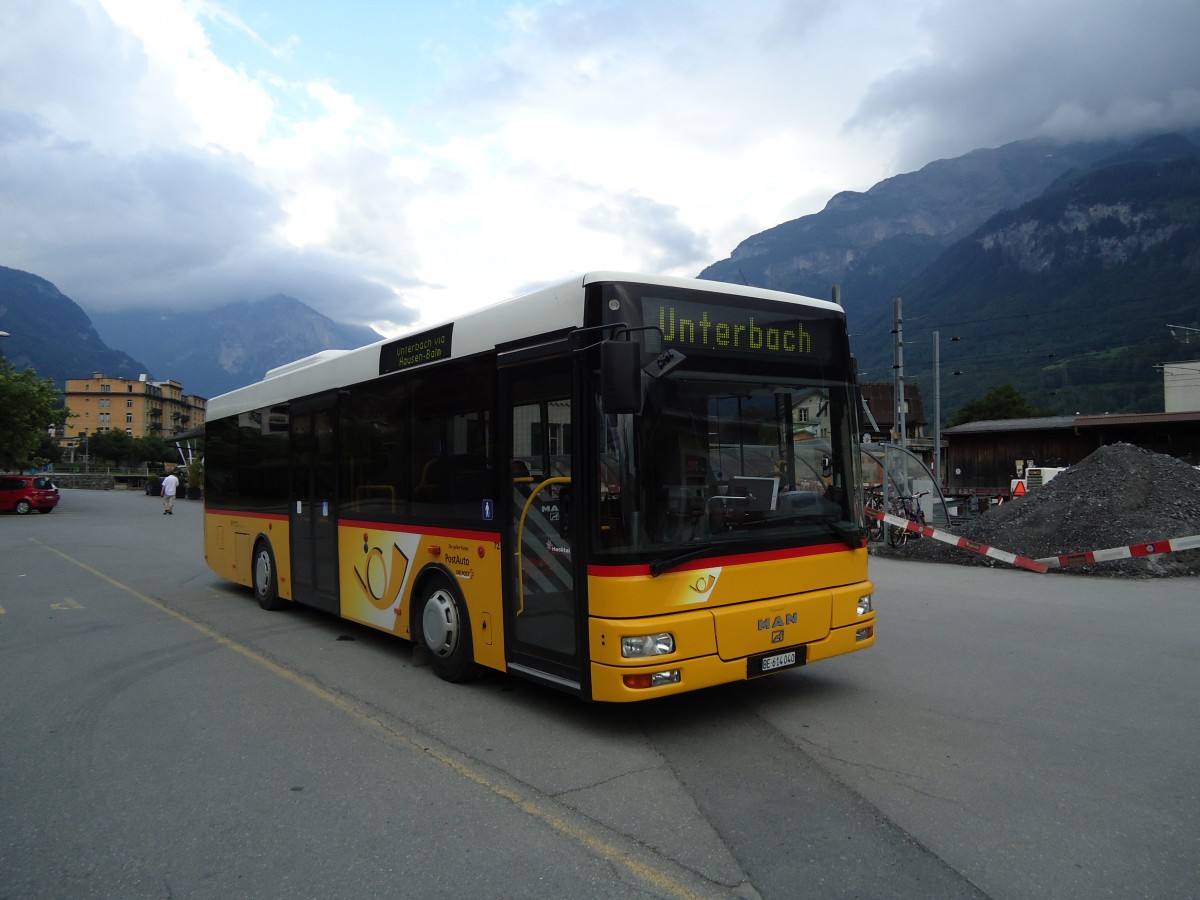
left=253, top=539, right=285, bottom=611
left=416, top=579, right=481, bottom=683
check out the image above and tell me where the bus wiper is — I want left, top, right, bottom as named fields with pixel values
left=740, top=514, right=864, bottom=548
left=649, top=544, right=718, bottom=577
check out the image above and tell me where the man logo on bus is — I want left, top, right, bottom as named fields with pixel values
left=354, top=536, right=411, bottom=611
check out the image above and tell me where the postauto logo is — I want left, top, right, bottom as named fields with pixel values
left=353, top=532, right=411, bottom=611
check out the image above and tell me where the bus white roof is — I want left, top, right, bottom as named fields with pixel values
left=206, top=272, right=840, bottom=420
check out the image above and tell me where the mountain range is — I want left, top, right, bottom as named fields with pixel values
left=700, top=129, right=1200, bottom=416
left=0, top=267, right=379, bottom=399
left=3, top=128, right=1200, bottom=415
left=90, top=298, right=380, bottom=398
left=0, top=265, right=148, bottom=386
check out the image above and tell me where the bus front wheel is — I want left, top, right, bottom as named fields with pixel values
left=417, top=582, right=480, bottom=683
left=253, top=540, right=285, bottom=611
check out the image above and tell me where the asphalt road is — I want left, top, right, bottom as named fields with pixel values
left=1, top=489, right=1197, bottom=899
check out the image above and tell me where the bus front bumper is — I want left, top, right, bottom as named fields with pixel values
left=588, top=616, right=875, bottom=702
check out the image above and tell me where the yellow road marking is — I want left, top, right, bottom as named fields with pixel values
left=51, top=597, right=84, bottom=610
left=34, top=540, right=709, bottom=900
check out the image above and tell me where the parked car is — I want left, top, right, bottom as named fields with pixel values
left=0, top=475, right=60, bottom=514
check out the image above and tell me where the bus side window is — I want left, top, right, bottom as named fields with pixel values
left=416, top=456, right=449, bottom=502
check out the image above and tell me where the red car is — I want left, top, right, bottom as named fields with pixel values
left=0, top=475, right=60, bottom=514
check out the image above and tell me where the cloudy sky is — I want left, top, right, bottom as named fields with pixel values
left=3, top=0, right=1199, bottom=337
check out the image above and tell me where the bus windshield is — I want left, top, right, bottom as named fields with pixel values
left=595, top=375, right=863, bottom=561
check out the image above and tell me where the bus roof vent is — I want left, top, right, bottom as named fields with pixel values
left=264, top=349, right=350, bottom=380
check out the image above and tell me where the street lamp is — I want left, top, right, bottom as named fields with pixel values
left=933, top=333, right=961, bottom=488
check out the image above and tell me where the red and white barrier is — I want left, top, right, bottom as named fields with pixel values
left=1037, top=535, right=1200, bottom=569
left=864, top=506, right=1048, bottom=574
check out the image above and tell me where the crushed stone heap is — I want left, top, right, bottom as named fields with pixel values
left=874, top=442, right=1200, bottom=577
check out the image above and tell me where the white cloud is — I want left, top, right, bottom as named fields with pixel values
left=1, top=0, right=1199, bottom=338
left=847, top=0, right=1200, bottom=168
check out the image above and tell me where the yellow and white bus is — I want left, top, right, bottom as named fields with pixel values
left=202, top=272, right=874, bottom=701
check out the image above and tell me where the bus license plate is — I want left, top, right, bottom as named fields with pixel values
left=748, top=647, right=805, bottom=678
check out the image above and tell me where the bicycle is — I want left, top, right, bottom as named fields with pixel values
left=886, top=491, right=928, bottom=547
left=864, top=488, right=886, bottom=542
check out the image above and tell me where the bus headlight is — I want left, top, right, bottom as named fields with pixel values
left=857, top=593, right=873, bottom=615
left=621, top=632, right=675, bottom=658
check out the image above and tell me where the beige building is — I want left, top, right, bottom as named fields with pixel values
left=58, top=373, right=206, bottom=450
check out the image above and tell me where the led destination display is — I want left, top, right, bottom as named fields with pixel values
left=642, top=296, right=841, bottom=365
left=379, top=323, right=454, bottom=375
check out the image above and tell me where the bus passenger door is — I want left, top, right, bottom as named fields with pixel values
left=290, top=396, right=340, bottom=614
left=500, top=361, right=582, bottom=692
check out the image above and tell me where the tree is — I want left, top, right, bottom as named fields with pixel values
left=0, top=360, right=70, bottom=470
left=88, top=430, right=137, bottom=467
left=35, top=432, right=64, bottom=467
left=948, top=384, right=1047, bottom=427
left=133, top=435, right=174, bottom=467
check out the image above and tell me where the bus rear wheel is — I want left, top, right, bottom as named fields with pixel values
left=417, top=582, right=481, bottom=683
left=253, top=539, right=285, bottom=611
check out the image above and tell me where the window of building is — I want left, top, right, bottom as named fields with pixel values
left=100, top=384, right=111, bottom=393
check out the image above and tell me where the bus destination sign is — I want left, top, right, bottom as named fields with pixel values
left=380, top=323, right=454, bottom=375
left=643, top=296, right=839, bottom=365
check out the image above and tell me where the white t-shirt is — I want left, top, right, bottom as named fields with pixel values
left=162, top=473, right=180, bottom=497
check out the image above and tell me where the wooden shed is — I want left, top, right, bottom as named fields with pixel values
left=942, top=411, right=1200, bottom=498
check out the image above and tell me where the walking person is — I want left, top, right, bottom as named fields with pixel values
left=161, top=469, right=180, bottom=515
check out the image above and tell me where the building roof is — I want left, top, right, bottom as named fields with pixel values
left=944, top=410, right=1200, bottom=435
left=1073, top=410, right=1200, bottom=427
left=943, top=416, right=1076, bottom=434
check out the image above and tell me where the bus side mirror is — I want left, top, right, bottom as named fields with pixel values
left=601, top=339, right=642, bottom=414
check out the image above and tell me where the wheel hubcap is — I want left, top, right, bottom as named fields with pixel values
left=255, top=551, right=271, bottom=595
left=422, top=589, right=459, bottom=658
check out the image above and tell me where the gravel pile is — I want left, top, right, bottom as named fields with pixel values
left=873, top=442, right=1200, bottom=577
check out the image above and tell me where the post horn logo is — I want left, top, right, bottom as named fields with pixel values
left=354, top=536, right=411, bottom=611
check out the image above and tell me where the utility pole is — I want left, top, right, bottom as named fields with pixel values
left=934, top=331, right=941, bottom=487
left=892, top=297, right=906, bottom=448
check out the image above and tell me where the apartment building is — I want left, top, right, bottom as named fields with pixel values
left=58, top=373, right=206, bottom=449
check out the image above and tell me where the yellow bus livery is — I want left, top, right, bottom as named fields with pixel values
left=201, top=272, right=874, bottom=701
